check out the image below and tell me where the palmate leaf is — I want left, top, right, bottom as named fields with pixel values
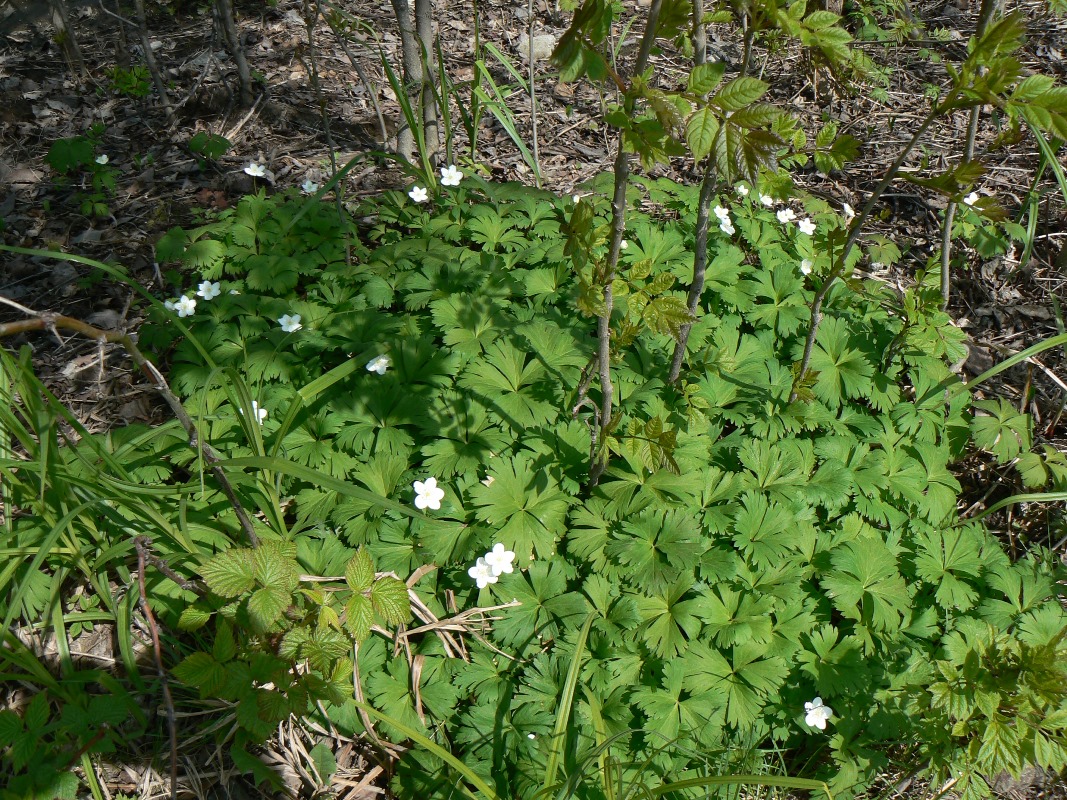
left=631, top=660, right=725, bottom=742
left=469, top=454, right=573, bottom=561
left=731, top=491, right=798, bottom=570
left=681, top=641, right=787, bottom=729
left=458, top=339, right=558, bottom=430
left=913, top=525, right=983, bottom=611
left=797, top=624, right=869, bottom=695
left=490, top=561, right=589, bottom=648
left=634, top=579, right=704, bottom=658
left=822, top=537, right=910, bottom=631
left=692, top=585, right=775, bottom=647
left=606, top=509, right=704, bottom=594
left=809, top=317, right=875, bottom=408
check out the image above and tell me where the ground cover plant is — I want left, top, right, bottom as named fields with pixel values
left=3, top=0, right=1067, bottom=798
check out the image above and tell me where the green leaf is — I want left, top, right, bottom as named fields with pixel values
left=177, top=604, right=212, bottom=631
left=822, top=538, right=910, bottom=631
left=370, top=577, right=410, bottom=625
left=247, top=585, right=291, bottom=631
left=688, top=62, right=727, bottom=95
left=200, top=549, right=255, bottom=598
left=686, top=107, right=720, bottom=161
left=469, top=454, right=573, bottom=562
left=345, top=593, right=374, bottom=642
left=714, top=77, right=769, bottom=112
left=308, top=742, right=338, bottom=783
left=173, top=651, right=227, bottom=696
left=345, top=548, right=376, bottom=593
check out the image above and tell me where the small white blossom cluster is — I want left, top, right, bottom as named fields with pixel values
left=163, top=278, right=229, bottom=318
left=775, top=207, right=816, bottom=235
left=408, top=165, right=465, bottom=204
left=714, top=205, right=735, bottom=236
left=468, top=543, right=516, bottom=589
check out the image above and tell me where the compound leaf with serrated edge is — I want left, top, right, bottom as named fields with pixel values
left=345, top=548, right=375, bottom=593
left=371, top=577, right=410, bottom=625
left=201, top=549, right=255, bottom=598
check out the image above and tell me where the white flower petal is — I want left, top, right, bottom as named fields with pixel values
left=408, top=185, right=428, bottom=203
left=278, top=314, right=302, bottom=333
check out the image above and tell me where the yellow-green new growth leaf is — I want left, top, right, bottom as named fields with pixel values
left=345, top=548, right=375, bottom=593
left=371, top=577, right=411, bottom=625
left=247, top=585, right=291, bottom=631
left=201, top=549, right=255, bottom=598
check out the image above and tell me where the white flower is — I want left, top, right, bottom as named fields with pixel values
left=95, top=154, right=108, bottom=165
left=797, top=218, right=817, bottom=236
left=174, top=296, right=196, bottom=317
left=804, top=697, right=833, bottom=730
left=196, top=280, right=221, bottom=301
left=719, top=220, right=735, bottom=236
left=440, top=165, right=464, bottom=187
left=963, top=191, right=979, bottom=206
left=408, top=185, right=428, bottom=203
left=240, top=401, right=268, bottom=424
left=572, top=194, right=581, bottom=203
left=776, top=208, right=797, bottom=224
left=527, top=733, right=536, bottom=740
left=759, top=193, right=774, bottom=207
left=244, top=162, right=266, bottom=177
left=301, top=178, right=320, bottom=194
left=229, top=289, right=240, bottom=295
left=713, top=205, right=731, bottom=221
left=736, top=184, right=749, bottom=197
left=843, top=202, right=855, bottom=221
left=468, top=557, right=498, bottom=589
left=163, top=298, right=177, bottom=311
left=800, top=259, right=813, bottom=275
left=413, top=476, right=445, bottom=510
left=620, top=239, right=628, bottom=250
left=366, top=355, right=391, bottom=375
left=484, top=543, right=516, bottom=576
left=278, top=313, right=302, bottom=333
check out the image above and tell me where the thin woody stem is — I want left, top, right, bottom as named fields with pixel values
left=791, top=100, right=948, bottom=401
left=0, top=309, right=261, bottom=547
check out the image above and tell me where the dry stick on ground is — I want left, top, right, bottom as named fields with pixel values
left=0, top=304, right=261, bottom=548
left=214, top=0, right=253, bottom=107
left=940, top=0, right=999, bottom=310
left=135, top=536, right=179, bottom=800
left=130, top=0, right=174, bottom=120
left=48, top=0, right=87, bottom=76
left=323, top=6, right=390, bottom=147
left=587, top=0, right=664, bottom=487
